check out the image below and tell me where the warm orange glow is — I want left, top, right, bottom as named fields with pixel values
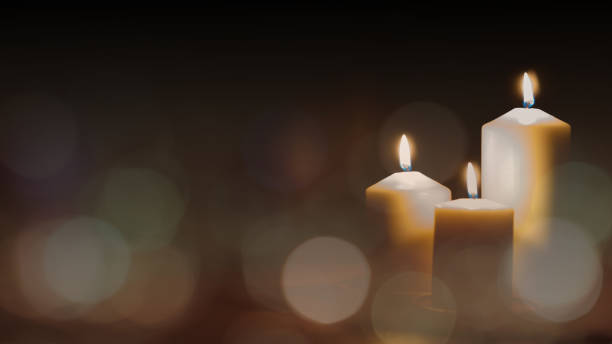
left=399, top=135, right=412, bottom=171
left=522, top=72, right=535, bottom=108
left=467, top=162, right=478, bottom=198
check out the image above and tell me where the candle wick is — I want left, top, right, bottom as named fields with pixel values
left=400, top=164, right=412, bottom=172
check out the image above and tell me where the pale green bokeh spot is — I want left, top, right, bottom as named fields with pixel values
left=97, top=168, right=186, bottom=251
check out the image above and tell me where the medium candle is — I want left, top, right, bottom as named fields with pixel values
left=366, top=135, right=451, bottom=291
left=433, top=163, right=513, bottom=317
left=481, top=72, right=570, bottom=288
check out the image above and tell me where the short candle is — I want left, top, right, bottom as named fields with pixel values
left=433, top=163, right=513, bottom=316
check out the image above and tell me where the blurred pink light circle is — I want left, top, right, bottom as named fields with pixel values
left=513, top=218, right=602, bottom=323
left=282, top=236, right=370, bottom=324
left=42, top=217, right=131, bottom=305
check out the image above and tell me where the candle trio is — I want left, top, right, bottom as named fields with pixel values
left=366, top=72, right=570, bottom=315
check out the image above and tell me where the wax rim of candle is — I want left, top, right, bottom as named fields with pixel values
left=369, top=171, right=449, bottom=192
left=436, top=198, right=510, bottom=210
left=494, top=108, right=567, bottom=127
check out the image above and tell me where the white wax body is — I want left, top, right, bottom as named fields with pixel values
left=366, top=171, right=451, bottom=285
left=482, top=108, right=570, bottom=287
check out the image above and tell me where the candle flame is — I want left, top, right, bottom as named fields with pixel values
left=399, top=135, right=412, bottom=171
left=522, top=72, right=535, bottom=108
left=467, top=162, right=478, bottom=198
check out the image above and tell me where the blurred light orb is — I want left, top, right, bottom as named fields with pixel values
left=13, top=221, right=89, bottom=320
left=551, top=161, right=612, bottom=243
left=281, top=236, right=370, bottom=324
left=379, top=102, right=467, bottom=182
left=43, top=217, right=130, bottom=305
left=110, top=248, right=197, bottom=325
left=242, top=111, right=327, bottom=193
left=13, top=226, right=65, bottom=319
left=0, top=94, right=77, bottom=179
left=371, top=272, right=456, bottom=344
left=96, top=168, right=186, bottom=250
left=514, top=218, right=602, bottom=322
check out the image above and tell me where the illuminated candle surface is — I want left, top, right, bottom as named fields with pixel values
left=482, top=72, right=570, bottom=287
left=433, top=163, right=513, bottom=316
left=366, top=135, right=451, bottom=291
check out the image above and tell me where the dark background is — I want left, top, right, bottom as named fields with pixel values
left=0, top=7, right=611, bottom=343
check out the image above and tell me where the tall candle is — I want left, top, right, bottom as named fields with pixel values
left=366, top=135, right=451, bottom=291
left=481, top=72, right=570, bottom=287
left=433, top=163, right=513, bottom=318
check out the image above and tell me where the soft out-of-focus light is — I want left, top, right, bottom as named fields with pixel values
left=13, top=221, right=86, bottom=320
left=110, top=248, right=197, bottom=325
left=43, top=217, right=130, bottom=305
left=0, top=94, right=77, bottom=179
left=11, top=227, right=57, bottom=319
left=551, top=162, right=612, bottom=243
left=371, top=272, right=456, bottom=344
left=96, top=168, right=185, bottom=251
left=379, top=102, right=467, bottom=182
left=512, top=218, right=602, bottom=322
left=522, top=72, right=535, bottom=108
left=399, top=135, right=412, bottom=171
left=282, top=237, right=370, bottom=324
left=242, top=206, right=382, bottom=312
left=467, top=162, right=478, bottom=198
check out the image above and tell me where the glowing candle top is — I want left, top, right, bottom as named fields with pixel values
left=436, top=162, right=508, bottom=210
left=493, top=71, right=566, bottom=126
